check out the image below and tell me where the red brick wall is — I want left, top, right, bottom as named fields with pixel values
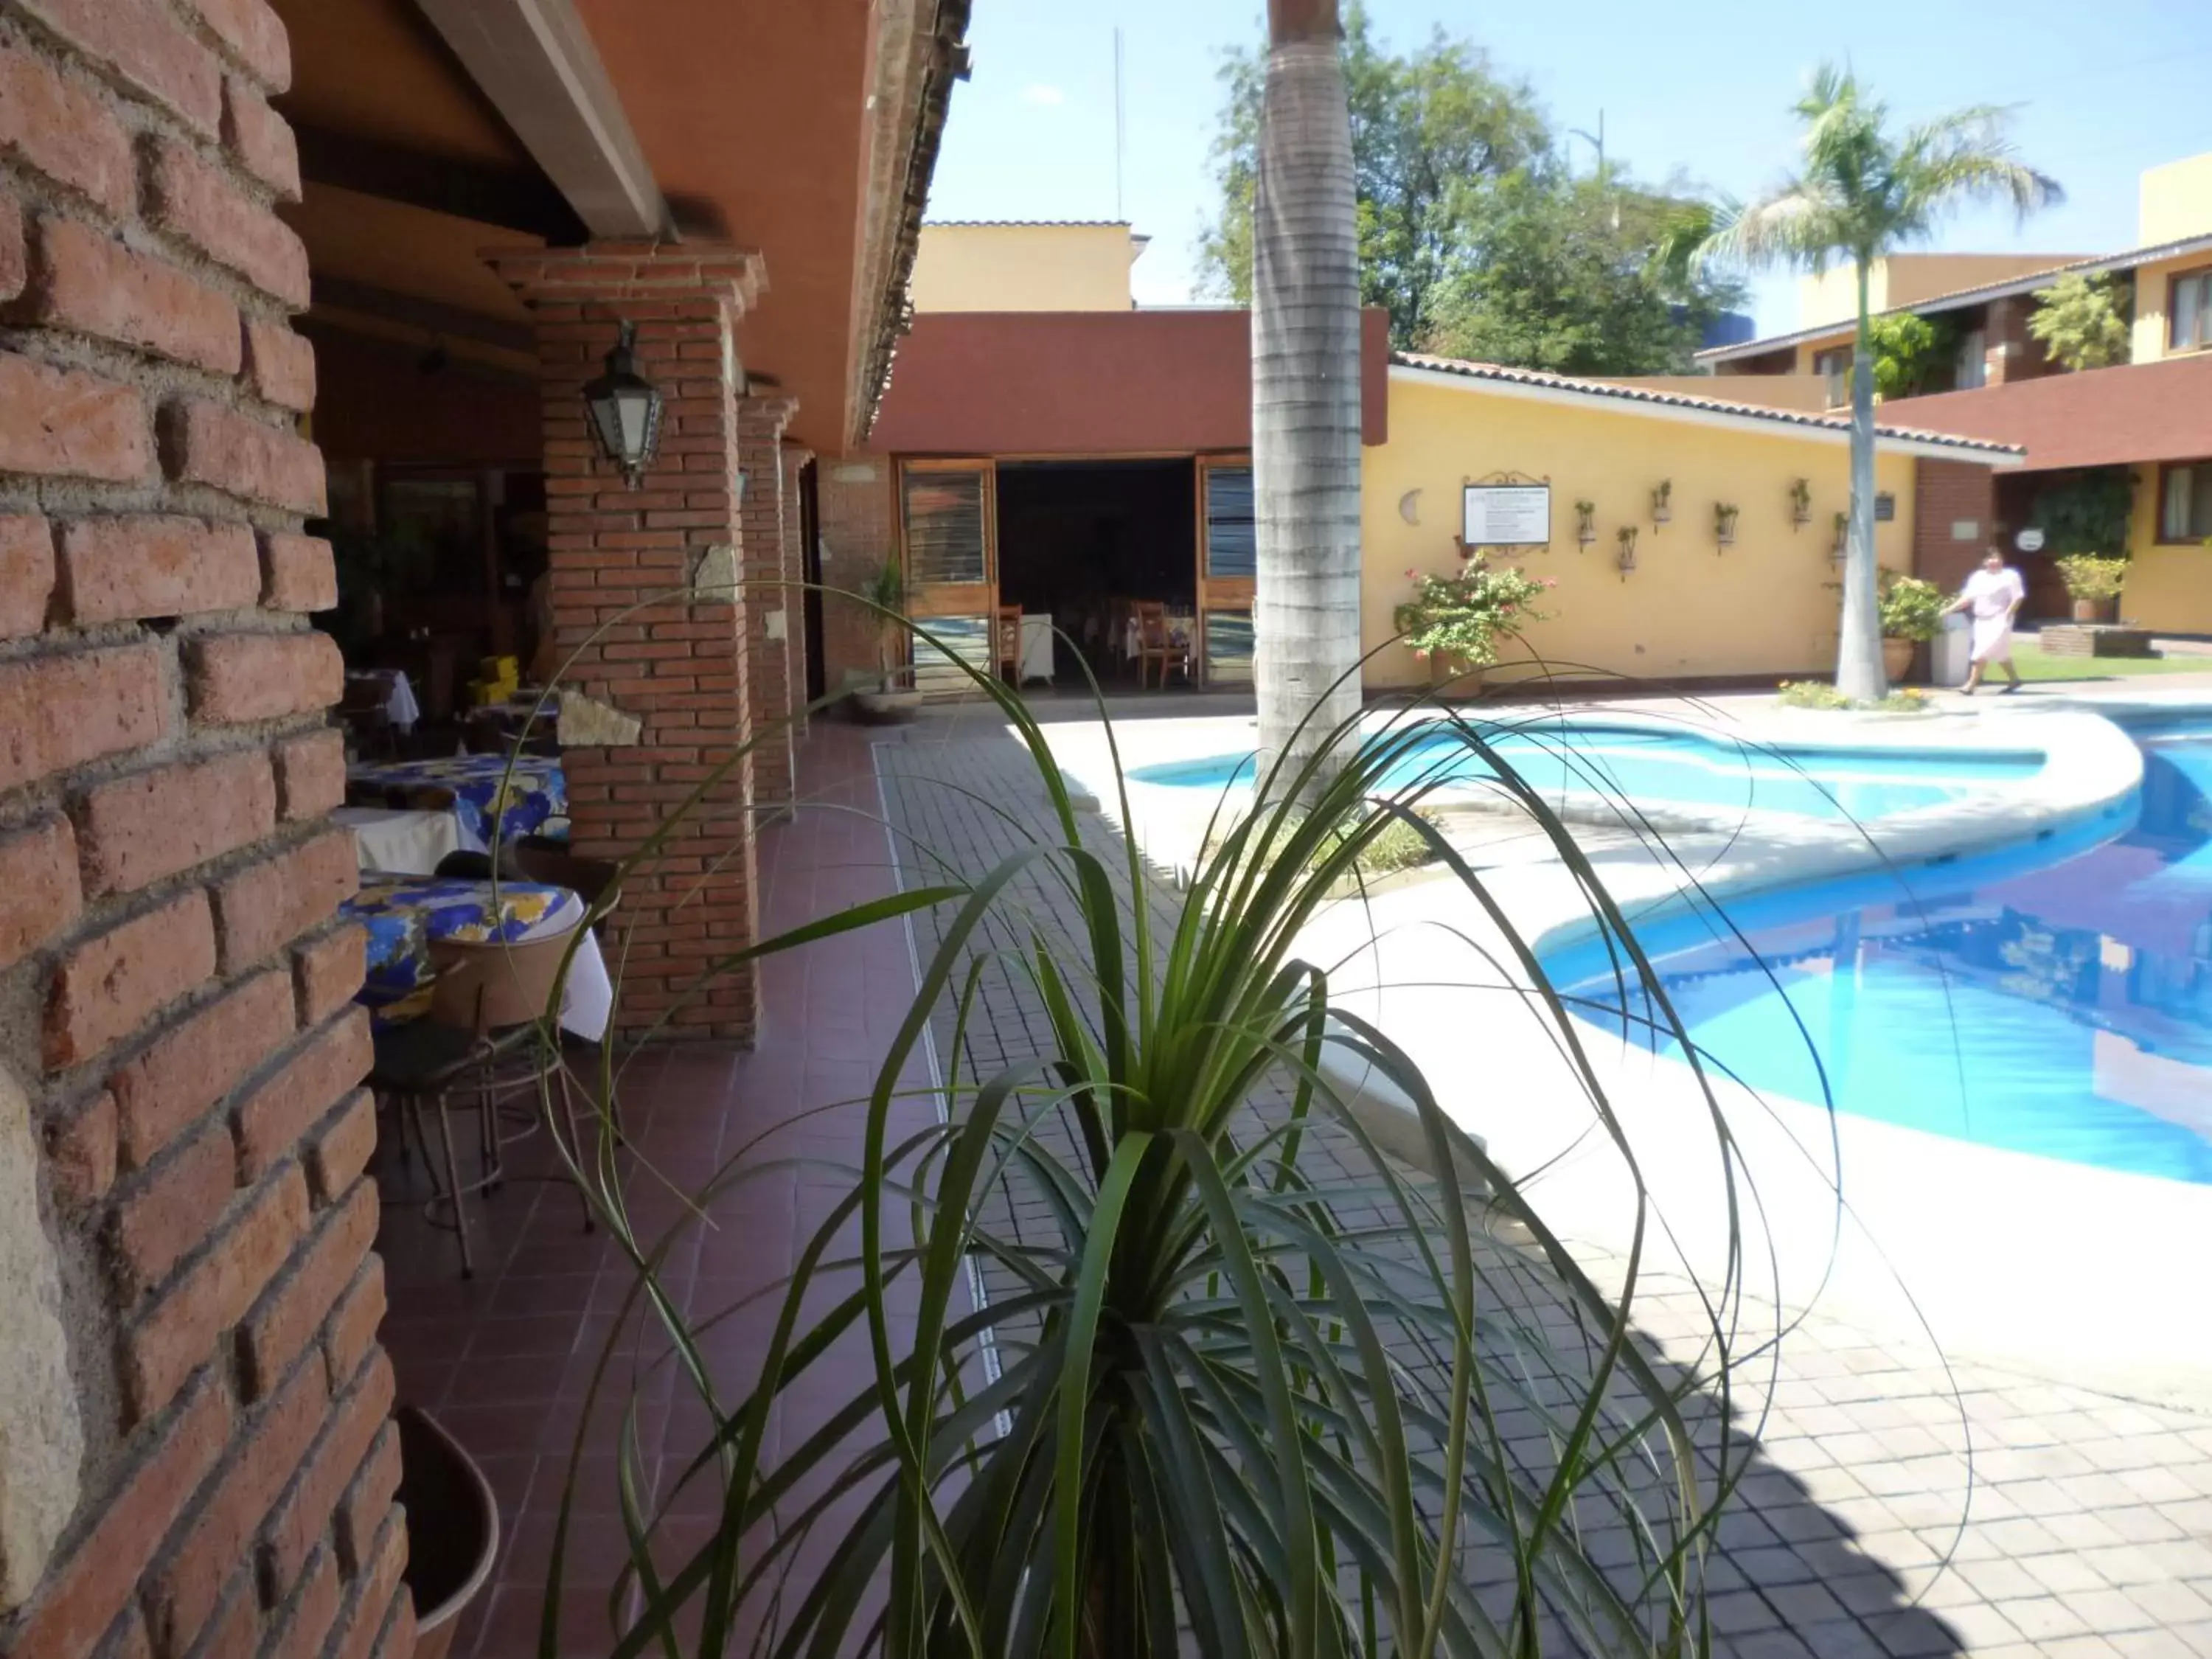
left=0, top=5, right=403, bottom=1658
left=490, top=246, right=765, bottom=1040
left=781, top=443, right=814, bottom=732
left=815, top=459, right=896, bottom=692
left=737, top=397, right=795, bottom=810
left=1913, top=458, right=1997, bottom=594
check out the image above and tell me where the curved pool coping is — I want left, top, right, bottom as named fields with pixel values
left=1273, top=702, right=2212, bottom=1404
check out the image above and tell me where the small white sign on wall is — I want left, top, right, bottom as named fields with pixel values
left=1462, top=484, right=1551, bottom=546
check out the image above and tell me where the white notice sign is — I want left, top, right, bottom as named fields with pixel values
left=1462, top=484, right=1551, bottom=547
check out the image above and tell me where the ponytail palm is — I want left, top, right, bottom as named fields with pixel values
left=534, top=617, right=1752, bottom=1657
left=1696, top=64, right=2059, bottom=703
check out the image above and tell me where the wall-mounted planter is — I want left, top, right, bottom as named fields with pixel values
left=1789, top=478, right=1812, bottom=530
left=1714, top=504, right=1739, bottom=551
left=1830, top=511, right=1849, bottom=563
left=1574, top=499, right=1597, bottom=547
left=1615, top=525, right=1638, bottom=577
left=1650, top=481, right=1672, bottom=529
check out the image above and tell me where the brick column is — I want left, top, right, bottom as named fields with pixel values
left=1983, top=296, right=2043, bottom=386
left=1913, top=458, right=1997, bottom=594
left=487, top=244, right=768, bottom=1040
left=737, top=396, right=798, bottom=811
left=781, top=443, right=815, bottom=736
left=0, top=7, right=406, bottom=1657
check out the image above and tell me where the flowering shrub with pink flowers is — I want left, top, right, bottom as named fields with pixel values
left=1392, top=555, right=1557, bottom=667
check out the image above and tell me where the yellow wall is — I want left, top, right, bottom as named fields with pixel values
left=1795, top=254, right=2088, bottom=330
left=2138, top=153, right=2212, bottom=245
left=1362, top=374, right=1920, bottom=688
left=2131, top=250, right=2212, bottom=364
left=1597, top=374, right=1835, bottom=413
left=909, top=223, right=1139, bottom=313
left=2118, top=472, right=2212, bottom=633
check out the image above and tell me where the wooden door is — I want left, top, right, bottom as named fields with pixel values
left=897, top=459, right=997, bottom=697
left=1195, top=456, right=1255, bottom=687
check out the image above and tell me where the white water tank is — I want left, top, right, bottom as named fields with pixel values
left=1933, top=612, right=1972, bottom=686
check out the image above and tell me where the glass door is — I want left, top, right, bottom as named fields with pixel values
left=897, top=459, right=996, bottom=698
left=1195, top=456, right=1255, bottom=686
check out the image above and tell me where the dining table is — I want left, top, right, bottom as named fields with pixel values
left=345, top=872, right=613, bottom=1042
left=346, top=753, right=568, bottom=850
left=331, top=805, right=464, bottom=876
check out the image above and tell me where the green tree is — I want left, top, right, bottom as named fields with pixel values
left=1696, top=65, right=2059, bottom=702
left=1199, top=6, right=1731, bottom=367
left=2028, top=271, right=2132, bottom=372
left=1868, top=311, right=1959, bottom=398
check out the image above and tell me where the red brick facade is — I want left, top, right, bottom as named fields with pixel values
left=489, top=243, right=768, bottom=1040
left=1913, top=457, right=1998, bottom=594
left=0, top=5, right=402, bottom=1657
left=737, top=396, right=797, bottom=812
left=815, top=459, right=898, bottom=693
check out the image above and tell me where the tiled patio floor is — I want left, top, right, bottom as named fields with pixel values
left=375, top=708, right=2212, bottom=1658
left=374, top=725, right=941, bottom=1658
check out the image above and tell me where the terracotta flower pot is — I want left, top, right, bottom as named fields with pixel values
left=1882, top=637, right=1915, bottom=681
left=398, top=1407, right=498, bottom=1659
left=2071, top=598, right=2101, bottom=623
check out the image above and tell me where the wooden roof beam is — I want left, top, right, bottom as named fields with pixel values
left=413, top=0, right=669, bottom=240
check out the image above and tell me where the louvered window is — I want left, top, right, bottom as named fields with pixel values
left=902, top=470, right=987, bottom=585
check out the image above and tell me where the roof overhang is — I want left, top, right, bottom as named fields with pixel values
left=1388, top=363, right=2025, bottom=465
left=1697, top=232, right=2212, bottom=366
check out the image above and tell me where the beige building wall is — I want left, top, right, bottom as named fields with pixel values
left=2138, top=153, right=2212, bottom=245
left=1795, top=254, right=2090, bottom=331
left=2131, top=248, right=2212, bottom=364
left=909, top=223, right=1142, bottom=313
left=1363, top=372, right=1923, bottom=689
left=1598, top=375, right=1836, bottom=413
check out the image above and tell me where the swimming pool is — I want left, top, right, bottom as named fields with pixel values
left=1559, top=719, right=2212, bottom=1184
left=1127, top=719, right=2045, bottom=823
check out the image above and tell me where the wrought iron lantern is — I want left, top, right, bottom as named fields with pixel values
left=582, top=320, right=664, bottom=488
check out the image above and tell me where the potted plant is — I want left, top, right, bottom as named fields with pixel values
left=1650, top=479, right=1672, bottom=528
left=1789, top=477, right=1812, bottom=529
left=1615, top=524, right=1638, bottom=574
left=1877, top=569, right=1944, bottom=681
left=848, top=554, right=921, bottom=723
left=396, top=1406, right=498, bottom=1659
left=1714, top=502, right=1740, bottom=550
left=1392, top=555, right=1555, bottom=692
left=1573, top=498, right=1597, bottom=546
left=2055, top=552, right=2127, bottom=622
left=1830, top=509, right=1848, bottom=562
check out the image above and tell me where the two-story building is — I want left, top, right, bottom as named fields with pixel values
left=1701, top=154, right=2212, bottom=630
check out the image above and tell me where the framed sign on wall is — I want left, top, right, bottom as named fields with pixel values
left=1461, top=482, right=1551, bottom=547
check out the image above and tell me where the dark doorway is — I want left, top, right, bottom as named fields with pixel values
left=799, top=457, right=825, bottom=703
left=995, top=458, right=1195, bottom=684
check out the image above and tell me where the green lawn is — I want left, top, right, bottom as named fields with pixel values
left=2008, top=641, right=2212, bottom=682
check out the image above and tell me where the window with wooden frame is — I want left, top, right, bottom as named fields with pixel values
left=2170, top=268, right=2212, bottom=354
left=2158, top=460, right=2212, bottom=543
left=1812, top=347, right=1851, bottom=409
left=1195, top=457, right=1255, bottom=686
left=897, top=459, right=997, bottom=697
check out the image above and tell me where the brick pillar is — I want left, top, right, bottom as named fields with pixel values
left=737, top=396, right=798, bottom=811
left=0, top=7, right=407, bottom=1658
left=487, top=244, right=767, bottom=1040
left=1913, top=458, right=1997, bottom=593
left=782, top=443, right=815, bottom=736
left=1983, top=296, right=2041, bottom=386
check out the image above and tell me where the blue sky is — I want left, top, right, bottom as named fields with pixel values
left=926, top=0, right=2212, bottom=335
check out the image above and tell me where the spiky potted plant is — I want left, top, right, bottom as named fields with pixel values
left=849, top=554, right=921, bottom=723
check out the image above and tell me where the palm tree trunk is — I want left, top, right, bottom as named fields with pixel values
left=1836, top=256, right=1886, bottom=702
left=1253, top=0, right=1362, bottom=798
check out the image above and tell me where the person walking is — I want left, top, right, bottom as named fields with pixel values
left=1947, top=548, right=2026, bottom=695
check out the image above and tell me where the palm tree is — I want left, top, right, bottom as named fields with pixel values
left=1698, top=65, right=2059, bottom=702
left=1252, top=0, right=1362, bottom=795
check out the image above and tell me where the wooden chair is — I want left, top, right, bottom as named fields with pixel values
left=995, top=605, right=1022, bottom=683
left=1133, top=602, right=1192, bottom=689
left=369, top=924, right=586, bottom=1276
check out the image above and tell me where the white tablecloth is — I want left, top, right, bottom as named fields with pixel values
left=347, top=669, right=420, bottom=732
left=518, top=892, right=614, bottom=1043
left=1018, top=613, right=1054, bottom=683
left=333, top=806, right=462, bottom=876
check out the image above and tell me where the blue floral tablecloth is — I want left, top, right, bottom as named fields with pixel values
left=346, top=873, right=577, bottom=1021
left=346, top=754, right=567, bottom=847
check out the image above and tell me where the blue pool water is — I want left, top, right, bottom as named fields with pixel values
left=1129, top=720, right=2044, bottom=823
left=1557, top=718, right=2212, bottom=1183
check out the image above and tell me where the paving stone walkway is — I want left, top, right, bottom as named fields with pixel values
left=873, top=712, right=2212, bottom=1658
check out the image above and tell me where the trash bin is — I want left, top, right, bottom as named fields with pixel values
left=1933, top=612, right=1972, bottom=686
